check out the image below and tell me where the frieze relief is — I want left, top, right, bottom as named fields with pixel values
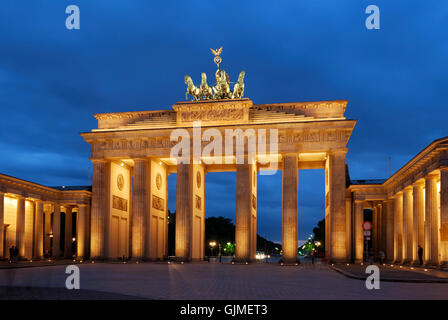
left=180, top=108, right=244, bottom=122
left=91, top=128, right=351, bottom=154
left=152, top=194, right=165, bottom=211
left=112, top=195, right=128, bottom=212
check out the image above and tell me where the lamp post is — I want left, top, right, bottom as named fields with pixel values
left=209, top=241, right=216, bottom=257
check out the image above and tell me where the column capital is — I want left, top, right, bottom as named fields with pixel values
left=328, top=149, right=348, bottom=156
left=426, top=172, right=439, bottom=181
left=403, top=186, right=413, bottom=193
left=90, top=158, right=108, bottom=163
left=439, top=166, right=448, bottom=173
left=412, top=180, right=425, bottom=188
left=392, top=191, right=403, bottom=198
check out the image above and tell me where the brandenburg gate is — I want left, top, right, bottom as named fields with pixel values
left=1, top=48, right=446, bottom=265
left=79, top=48, right=357, bottom=263
left=80, top=97, right=355, bottom=263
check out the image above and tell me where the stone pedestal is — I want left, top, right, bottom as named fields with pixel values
left=281, top=155, right=298, bottom=264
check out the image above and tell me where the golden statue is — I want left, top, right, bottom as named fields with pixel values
left=232, top=70, right=245, bottom=99
left=210, top=47, right=223, bottom=70
left=183, top=47, right=245, bottom=101
left=200, top=73, right=213, bottom=100
left=184, top=75, right=201, bottom=101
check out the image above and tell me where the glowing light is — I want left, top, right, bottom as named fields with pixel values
left=256, top=252, right=266, bottom=260
left=72, top=237, right=76, bottom=242
left=120, top=162, right=124, bottom=167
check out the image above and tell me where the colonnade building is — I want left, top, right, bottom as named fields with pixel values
left=0, top=98, right=446, bottom=265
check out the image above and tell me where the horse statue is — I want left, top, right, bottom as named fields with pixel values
left=184, top=75, right=201, bottom=101
left=213, top=70, right=231, bottom=99
left=232, top=70, right=245, bottom=99
left=200, top=73, right=213, bottom=100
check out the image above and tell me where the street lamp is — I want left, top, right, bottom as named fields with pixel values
left=209, top=241, right=216, bottom=256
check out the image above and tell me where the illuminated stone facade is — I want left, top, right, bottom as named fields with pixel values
left=349, top=137, right=448, bottom=265
left=0, top=174, right=90, bottom=260
left=81, top=98, right=355, bottom=263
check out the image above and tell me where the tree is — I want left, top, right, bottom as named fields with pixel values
left=313, top=219, right=325, bottom=254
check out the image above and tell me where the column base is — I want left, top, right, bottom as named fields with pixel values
left=329, top=257, right=349, bottom=264
left=172, top=256, right=190, bottom=263
left=439, top=261, right=448, bottom=268
left=232, top=257, right=253, bottom=264
left=401, top=259, right=412, bottom=265
left=279, top=258, right=300, bottom=266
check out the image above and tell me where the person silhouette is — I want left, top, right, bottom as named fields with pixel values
left=418, top=245, right=424, bottom=265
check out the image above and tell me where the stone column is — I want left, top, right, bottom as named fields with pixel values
left=15, top=195, right=26, bottom=258
left=282, top=154, right=298, bottom=264
left=132, top=159, right=147, bottom=260
left=44, top=205, right=52, bottom=256
left=394, top=193, right=403, bottom=263
left=90, top=159, right=109, bottom=259
left=402, top=187, right=413, bottom=264
left=425, top=173, right=439, bottom=265
left=0, top=191, right=4, bottom=258
left=377, top=204, right=383, bottom=253
left=235, top=162, right=257, bottom=262
left=64, top=206, right=73, bottom=258
left=384, top=199, right=394, bottom=263
left=77, top=204, right=88, bottom=259
left=440, top=168, right=448, bottom=265
left=372, top=205, right=378, bottom=259
left=52, top=204, right=61, bottom=258
left=354, top=200, right=364, bottom=262
left=328, top=150, right=348, bottom=262
left=33, top=200, right=44, bottom=259
left=175, top=162, right=192, bottom=260
left=412, top=182, right=425, bottom=263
